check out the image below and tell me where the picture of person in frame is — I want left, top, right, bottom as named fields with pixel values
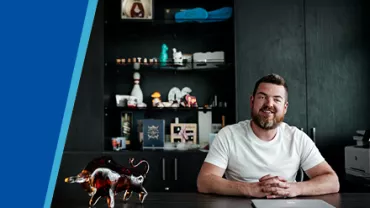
left=121, top=0, right=153, bottom=20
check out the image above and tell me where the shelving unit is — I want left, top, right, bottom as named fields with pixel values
left=104, top=0, right=236, bottom=152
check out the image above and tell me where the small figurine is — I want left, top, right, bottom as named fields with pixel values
left=178, top=87, right=197, bottom=107
left=130, top=72, right=143, bottom=104
left=159, top=44, right=168, bottom=66
left=116, top=59, right=121, bottom=65
left=151, top=91, right=162, bottom=107
left=127, top=96, right=138, bottom=108
left=65, top=156, right=150, bottom=208
left=172, top=48, right=183, bottom=66
left=185, top=94, right=198, bottom=107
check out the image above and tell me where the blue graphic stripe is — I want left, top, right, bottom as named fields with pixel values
left=43, top=1, right=98, bottom=207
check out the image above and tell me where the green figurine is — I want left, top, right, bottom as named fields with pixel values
left=159, top=44, right=168, bottom=66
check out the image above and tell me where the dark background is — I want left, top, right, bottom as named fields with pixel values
left=235, top=0, right=370, bottom=191
left=55, top=0, right=370, bottom=205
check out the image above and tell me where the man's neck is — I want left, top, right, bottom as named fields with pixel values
left=250, top=120, right=277, bottom=141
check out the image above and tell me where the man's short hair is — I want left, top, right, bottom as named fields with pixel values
left=252, top=74, right=289, bottom=100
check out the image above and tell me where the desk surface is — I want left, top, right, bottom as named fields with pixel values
left=52, top=192, right=370, bottom=208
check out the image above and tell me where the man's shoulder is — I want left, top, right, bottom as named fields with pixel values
left=222, top=120, right=250, bottom=133
left=216, top=120, right=250, bottom=141
left=278, top=122, right=306, bottom=143
left=279, top=122, right=299, bottom=133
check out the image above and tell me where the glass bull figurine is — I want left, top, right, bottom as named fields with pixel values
left=64, top=155, right=150, bottom=208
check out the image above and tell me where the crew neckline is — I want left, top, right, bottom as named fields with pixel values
left=246, top=120, right=281, bottom=146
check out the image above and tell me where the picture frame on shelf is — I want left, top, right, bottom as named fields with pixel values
left=121, top=0, right=153, bottom=21
left=120, top=111, right=133, bottom=148
left=111, top=137, right=126, bottom=151
left=170, top=123, right=197, bottom=144
left=142, top=119, right=165, bottom=149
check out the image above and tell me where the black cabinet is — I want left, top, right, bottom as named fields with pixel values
left=173, top=152, right=207, bottom=192
left=235, top=0, right=307, bottom=130
left=106, top=151, right=206, bottom=193
left=159, top=151, right=207, bottom=192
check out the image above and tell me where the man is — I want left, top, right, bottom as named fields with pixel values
left=197, top=74, right=339, bottom=198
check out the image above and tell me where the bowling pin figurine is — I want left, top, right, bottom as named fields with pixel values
left=131, top=72, right=143, bottom=104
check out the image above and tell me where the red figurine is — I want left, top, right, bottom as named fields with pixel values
left=65, top=156, right=150, bottom=207
left=185, top=94, right=198, bottom=107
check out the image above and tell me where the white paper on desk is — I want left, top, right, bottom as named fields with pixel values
left=198, top=111, right=212, bottom=144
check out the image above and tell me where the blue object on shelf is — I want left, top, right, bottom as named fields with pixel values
left=200, top=7, right=233, bottom=23
left=159, top=43, right=168, bottom=66
left=174, top=7, right=233, bottom=23
left=174, top=7, right=208, bottom=23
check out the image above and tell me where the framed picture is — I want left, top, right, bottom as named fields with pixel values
left=121, top=0, right=153, bottom=20
left=120, top=111, right=133, bottom=147
left=170, top=123, right=197, bottom=144
left=142, top=119, right=165, bottom=149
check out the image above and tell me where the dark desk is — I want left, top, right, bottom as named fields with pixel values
left=52, top=192, right=370, bottom=208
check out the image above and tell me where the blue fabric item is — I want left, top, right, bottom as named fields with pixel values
left=175, top=7, right=208, bottom=23
left=199, top=7, right=233, bottom=23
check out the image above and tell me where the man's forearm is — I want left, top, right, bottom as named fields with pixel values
left=296, top=173, right=340, bottom=196
left=197, top=174, right=249, bottom=196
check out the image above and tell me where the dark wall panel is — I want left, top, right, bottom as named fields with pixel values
left=306, top=0, right=370, bottom=183
left=235, top=0, right=307, bottom=130
left=64, top=0, right=105, bottom=152
left=235, top=0, right=370, bottom=191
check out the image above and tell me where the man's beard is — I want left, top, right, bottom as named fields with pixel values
left=251, top=106, right=284, bottom=130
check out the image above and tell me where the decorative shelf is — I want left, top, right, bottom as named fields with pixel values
left=105, top=18, right=234, bottom=40
left=107, top=18, right=233, bottom=25
left=104, top=106, right=230, bottom=113
left=105, top=62, right=233, bottom=74
left=102, top=149, right=208, bottom=154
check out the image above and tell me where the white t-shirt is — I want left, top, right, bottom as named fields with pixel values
left=204, top=120, right=325, bottom=182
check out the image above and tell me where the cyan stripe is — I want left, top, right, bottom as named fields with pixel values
left=43, top=0, right=98, bottom=207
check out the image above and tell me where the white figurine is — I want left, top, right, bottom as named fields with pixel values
left=130, top=72, right=143, bottom=104
left=173, top=48, right=183, bottom=66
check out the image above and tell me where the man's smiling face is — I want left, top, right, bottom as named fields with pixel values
left=250, top=82, right=288, bottom=130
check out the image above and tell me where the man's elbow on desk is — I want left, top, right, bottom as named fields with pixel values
left=313, top=171, right=340, bottom=194
left=197, top=175, right=210, bottom=194
left=299, top=162, right=340, bottom=196
left=327, top=172, right=340, bottom=193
